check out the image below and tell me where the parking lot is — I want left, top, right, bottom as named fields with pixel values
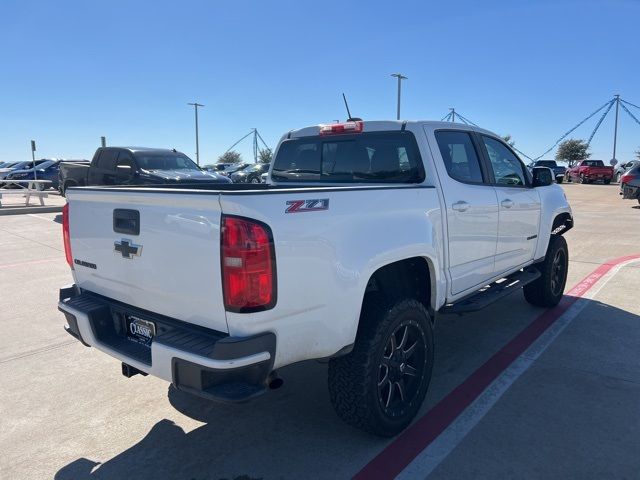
left=0, top=183, right=638, bottom=479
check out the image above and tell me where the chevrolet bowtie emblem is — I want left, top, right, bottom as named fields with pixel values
left=114, top=239, right=142, bottom=259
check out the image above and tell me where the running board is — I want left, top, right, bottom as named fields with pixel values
left=440, top=267, right=541, bottom=315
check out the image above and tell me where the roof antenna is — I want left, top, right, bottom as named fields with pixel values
left=342, top=93, right=362, bottom=122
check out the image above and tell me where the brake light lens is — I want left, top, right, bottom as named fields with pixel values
left=319, top=120, right=364, bottom=135
left=221, top=215, right=275, bottom=311
left=621, top=172, right=637, bottom=184
left=62, top=203, right=73, bottom=269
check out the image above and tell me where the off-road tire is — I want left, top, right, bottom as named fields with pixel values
left=524, top=234, right=568, bottom=307
left=328, top=297, right=434, bottom=437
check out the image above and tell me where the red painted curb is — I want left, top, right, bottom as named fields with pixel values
left=354, top=254, right=640, bottom=480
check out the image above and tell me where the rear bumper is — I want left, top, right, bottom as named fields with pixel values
left=58, top=285, right=276, bottom=402
left=622, top=184, right=639, bottom=200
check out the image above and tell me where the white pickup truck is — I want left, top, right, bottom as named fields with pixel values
left=59, top=120, right=573, bottom=436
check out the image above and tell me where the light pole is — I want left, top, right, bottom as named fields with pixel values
left=30, top=140, right=37, bottom=181
left=612, top=94, right=620, bottom=163
left=188, top=102, right=204, bottom=165
left=391, top=73, right=408, bottom=120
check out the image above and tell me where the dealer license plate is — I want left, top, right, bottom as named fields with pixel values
left=125, top=315, right=156, bottom=346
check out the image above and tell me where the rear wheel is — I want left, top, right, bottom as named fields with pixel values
left=604, top=179, right=611, bottom=185
left=524, top=234, right=568, bottom=307
left=328, top=297, right=434, bottom=437
left=250, top=176, right=260, bottom=184
left=556, top=176, right=563, bottom=184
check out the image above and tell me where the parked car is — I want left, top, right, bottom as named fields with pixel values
left=218, top=162, right=250, bottom=177
left=0, top=160, right=50, bottom=180
left=59, top=120, right=573, bottom=437
left=528, top=160, right=566, bottom=183
left=5, top=159, right=88, bottom=190
left=5, top=160, right=57, bottom=189
left=0, top=161, right=20, bottom=169
left=620, top=163, right=640, bottom=204
left=230, top=162, right=271, bottom=183
left=566, top=160, right=614, bottom=184
left=203, top=163, right=233, bottom=172
left=58, top=147, right=230, bottom=195
left=613, top=160, right=639, bottom=183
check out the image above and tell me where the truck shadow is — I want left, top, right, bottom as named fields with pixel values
left=54, top=297, right=639, bottom=480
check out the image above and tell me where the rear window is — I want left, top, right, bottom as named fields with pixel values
left=537, top=161, right=557, bottom=168
left=135, top=154, right=199, bottom=171
left=271, top=131, right=425, bottom=183
left=583, top=160, right=605, bottom=167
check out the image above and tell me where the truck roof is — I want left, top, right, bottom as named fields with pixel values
left=288, top=120, right=498, bottom=139
left=97, top=147, right=183, bottom=155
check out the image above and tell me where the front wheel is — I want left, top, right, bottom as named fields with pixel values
left=580, top=174, right=588, bottom=184
left=328, top=298, right=434, bottom=437
left=524, top=234, right=568, bottom=307
left=250, top=176, right=260, bottom=184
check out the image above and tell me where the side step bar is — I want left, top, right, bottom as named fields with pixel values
left=440, top=267, right=541, bottom=315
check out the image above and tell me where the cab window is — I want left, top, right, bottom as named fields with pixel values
left=481, top=136, right=527, bottom=186
left=434, top=131, right=484, bottom=183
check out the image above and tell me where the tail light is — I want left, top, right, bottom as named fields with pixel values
left=319, top=120, right=364, bottom=135
left=221, top=215, right=276, bottom=312
left=62, top=203, right=73, bottom=269
left=620, top=172, right=637, bottom=185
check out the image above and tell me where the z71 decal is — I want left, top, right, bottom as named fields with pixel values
left=285, top=199, right=330, bottom=213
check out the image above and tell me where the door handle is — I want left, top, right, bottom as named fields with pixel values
left=501, top=199, right=514, bottom=209
left=452, top=201, right=469, bottom=212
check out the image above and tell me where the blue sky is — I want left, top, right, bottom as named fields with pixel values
left=1, top=0, right=639, bottom=164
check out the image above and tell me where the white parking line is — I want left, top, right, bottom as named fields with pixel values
left=397, top=259, right=639, bottom=479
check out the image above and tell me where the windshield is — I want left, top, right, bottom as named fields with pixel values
left=136, top=154, right=199, bottom=171
left=9, top=162, right=29, bottom=170
left=36, top=160, right=56, bottom=170
left=243, top=163, right=268, bottom=173
left=272, top=131, right=424, bottom=183
left=226, top=163, right=249, bottom=173
left=537, top=161, right=557, bottom=168
left=583, top=160, right=605, bottom=167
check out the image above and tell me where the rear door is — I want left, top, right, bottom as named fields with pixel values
left=478, top=135, right=541, bottom=274
left=67, top=188, right=228, bottom=332
left=88, top=149, right=119, bottom=185
left=432, top=129, right=499, bottom=295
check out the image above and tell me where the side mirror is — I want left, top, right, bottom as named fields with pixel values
left=116, top=165, right=133, bottom=177
left=532, top=167, right=554, bottom=187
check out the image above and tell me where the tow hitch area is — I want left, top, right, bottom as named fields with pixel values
left=121, top=362, right=148, bottom=378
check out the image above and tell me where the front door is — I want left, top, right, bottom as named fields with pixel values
left=479, top=135, right=541, bottom=275
left=431, top=129, right=499, bottom=295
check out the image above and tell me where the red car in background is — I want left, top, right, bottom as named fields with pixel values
left=567, top=160, right=614, bottom=184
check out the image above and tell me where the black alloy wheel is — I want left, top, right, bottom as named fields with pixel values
left=377, top=321, right=427, bottom=419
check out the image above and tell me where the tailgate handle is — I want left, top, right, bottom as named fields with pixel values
left=113, top=209, right=140, bottom=235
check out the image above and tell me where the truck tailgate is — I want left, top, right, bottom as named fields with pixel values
left=66, top=188, right=228, bottom=333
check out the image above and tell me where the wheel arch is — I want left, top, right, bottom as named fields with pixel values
left=362, top=256, right=437, bottom=321
left=552, top=212, right=573, bottom=235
